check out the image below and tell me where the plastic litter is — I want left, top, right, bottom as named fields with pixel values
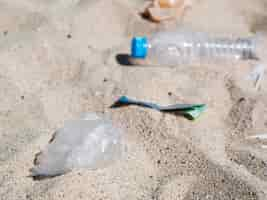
left=246, top=133, right=267, bottom=140
left=131, top=30, right=261, bottom=66
left=141, top=0, right=192, bottom=23
left=246, top=133, right=267, bottom=149
left=111, top=96, right=206, bottom=120
left=247, top=63, right=265, bottom=90
left=30, top=113, right=123, bottom=177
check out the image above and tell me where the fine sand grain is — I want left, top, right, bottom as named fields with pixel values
left=1, top=0, right=267, bottom=199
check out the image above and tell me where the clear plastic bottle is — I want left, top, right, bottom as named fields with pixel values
left=131, top=30, right=262, bottom=66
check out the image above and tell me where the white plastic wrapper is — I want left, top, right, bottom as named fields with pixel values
left=247, top=63, right=265, bottom=89
left=31, top=113, right=123, bottom=177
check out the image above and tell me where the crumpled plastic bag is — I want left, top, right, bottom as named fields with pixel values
left=30, top=113, right=123, bottom=177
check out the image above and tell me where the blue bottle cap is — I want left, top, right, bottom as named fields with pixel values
left=131, top=37, right=148, bottom=59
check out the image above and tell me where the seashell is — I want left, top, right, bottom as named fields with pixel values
left=147, top=7, right=183, bottom=23
left=158, top=0, right=186, bottom=8
left=141, top=0, right=193, bottom=23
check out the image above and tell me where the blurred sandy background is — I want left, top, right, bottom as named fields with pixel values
left=0, top=0, right=267, bottom=199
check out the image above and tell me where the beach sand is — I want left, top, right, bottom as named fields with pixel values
left=0, top=0, right=267, bottom=199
